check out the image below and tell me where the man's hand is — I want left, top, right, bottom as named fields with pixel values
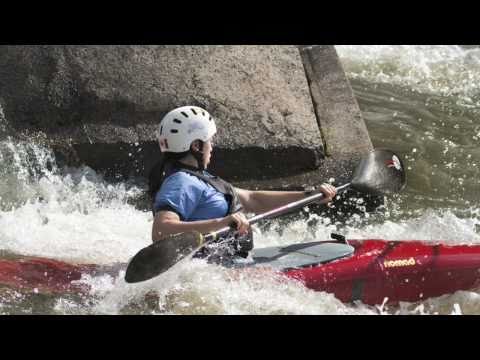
left=305, top=183, right=337, bottom=206
left=318, top=183, right=337, bottom=203
left=224, top=212, right=250, bottom=235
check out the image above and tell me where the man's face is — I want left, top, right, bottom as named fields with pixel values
left=203, top=138, right=214, bottom=168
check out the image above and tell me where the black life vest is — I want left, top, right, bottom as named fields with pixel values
left=177, top=168, right=243, bottom=216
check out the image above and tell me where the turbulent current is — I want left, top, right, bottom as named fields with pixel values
left=1, top=45, right=480, bottom=315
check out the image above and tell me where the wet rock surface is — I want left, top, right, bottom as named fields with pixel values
left=0, top=45, right=324, bottom=182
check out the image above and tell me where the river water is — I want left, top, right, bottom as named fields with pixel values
left=1, top=45, right=480, bottom=315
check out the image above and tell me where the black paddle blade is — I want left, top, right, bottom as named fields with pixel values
left=124, top=232, right=204, bottom=283
left=351, top=149, right=406, bottom=196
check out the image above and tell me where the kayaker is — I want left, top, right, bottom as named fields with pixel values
left=148, top=105, right=337, bottom=262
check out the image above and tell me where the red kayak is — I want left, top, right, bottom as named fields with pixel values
left=0, top=251, right=123, bottom=295
left=2, top=238, right=480, bottom=305
left=281, top=239, right=480, bottom=305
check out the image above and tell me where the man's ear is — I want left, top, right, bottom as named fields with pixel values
left=190, top=140, right=201, bottom=152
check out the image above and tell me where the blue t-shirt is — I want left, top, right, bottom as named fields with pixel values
left=153, top=170, right=230, bottom=221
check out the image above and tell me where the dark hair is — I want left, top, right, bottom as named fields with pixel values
left=148, top=151, right=190, bottom=201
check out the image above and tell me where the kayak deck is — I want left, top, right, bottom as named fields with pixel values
left=232, top=241, right=355, bottom=270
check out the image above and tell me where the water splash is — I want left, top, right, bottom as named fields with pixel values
left=84, top=259, right=377, bottom=315
left=0, top=140, right=150, bottom=264
left=0, top=104, right=8, bottom=137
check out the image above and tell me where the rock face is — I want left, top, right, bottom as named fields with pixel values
left=0, top=45, right=380, bottom=217
left=0, top=45, right=324, bottom=180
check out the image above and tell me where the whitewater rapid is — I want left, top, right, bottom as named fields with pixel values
left=2, top=45, right=480, bottom=314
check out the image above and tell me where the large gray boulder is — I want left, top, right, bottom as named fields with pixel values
left=0, top=45, right=324, bottom=181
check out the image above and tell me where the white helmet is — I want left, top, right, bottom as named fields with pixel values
left=157, top=106, right=217, bottom=153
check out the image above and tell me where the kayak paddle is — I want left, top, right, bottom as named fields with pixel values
left=124, top=148, right=406, bottom=283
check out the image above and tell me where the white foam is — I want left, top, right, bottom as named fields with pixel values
left=335, top=45, right=480, bottom=107
left=87, top=258, right=377, bottom=315
left=0, top=140, right=150, bottom=264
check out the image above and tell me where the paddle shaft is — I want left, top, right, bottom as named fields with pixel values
left=204, top=183, right=351, bottom=242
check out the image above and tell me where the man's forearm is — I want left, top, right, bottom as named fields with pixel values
left=248, top=191, right=307, bottom=214
left=152, top=216, right=228, bottom=242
